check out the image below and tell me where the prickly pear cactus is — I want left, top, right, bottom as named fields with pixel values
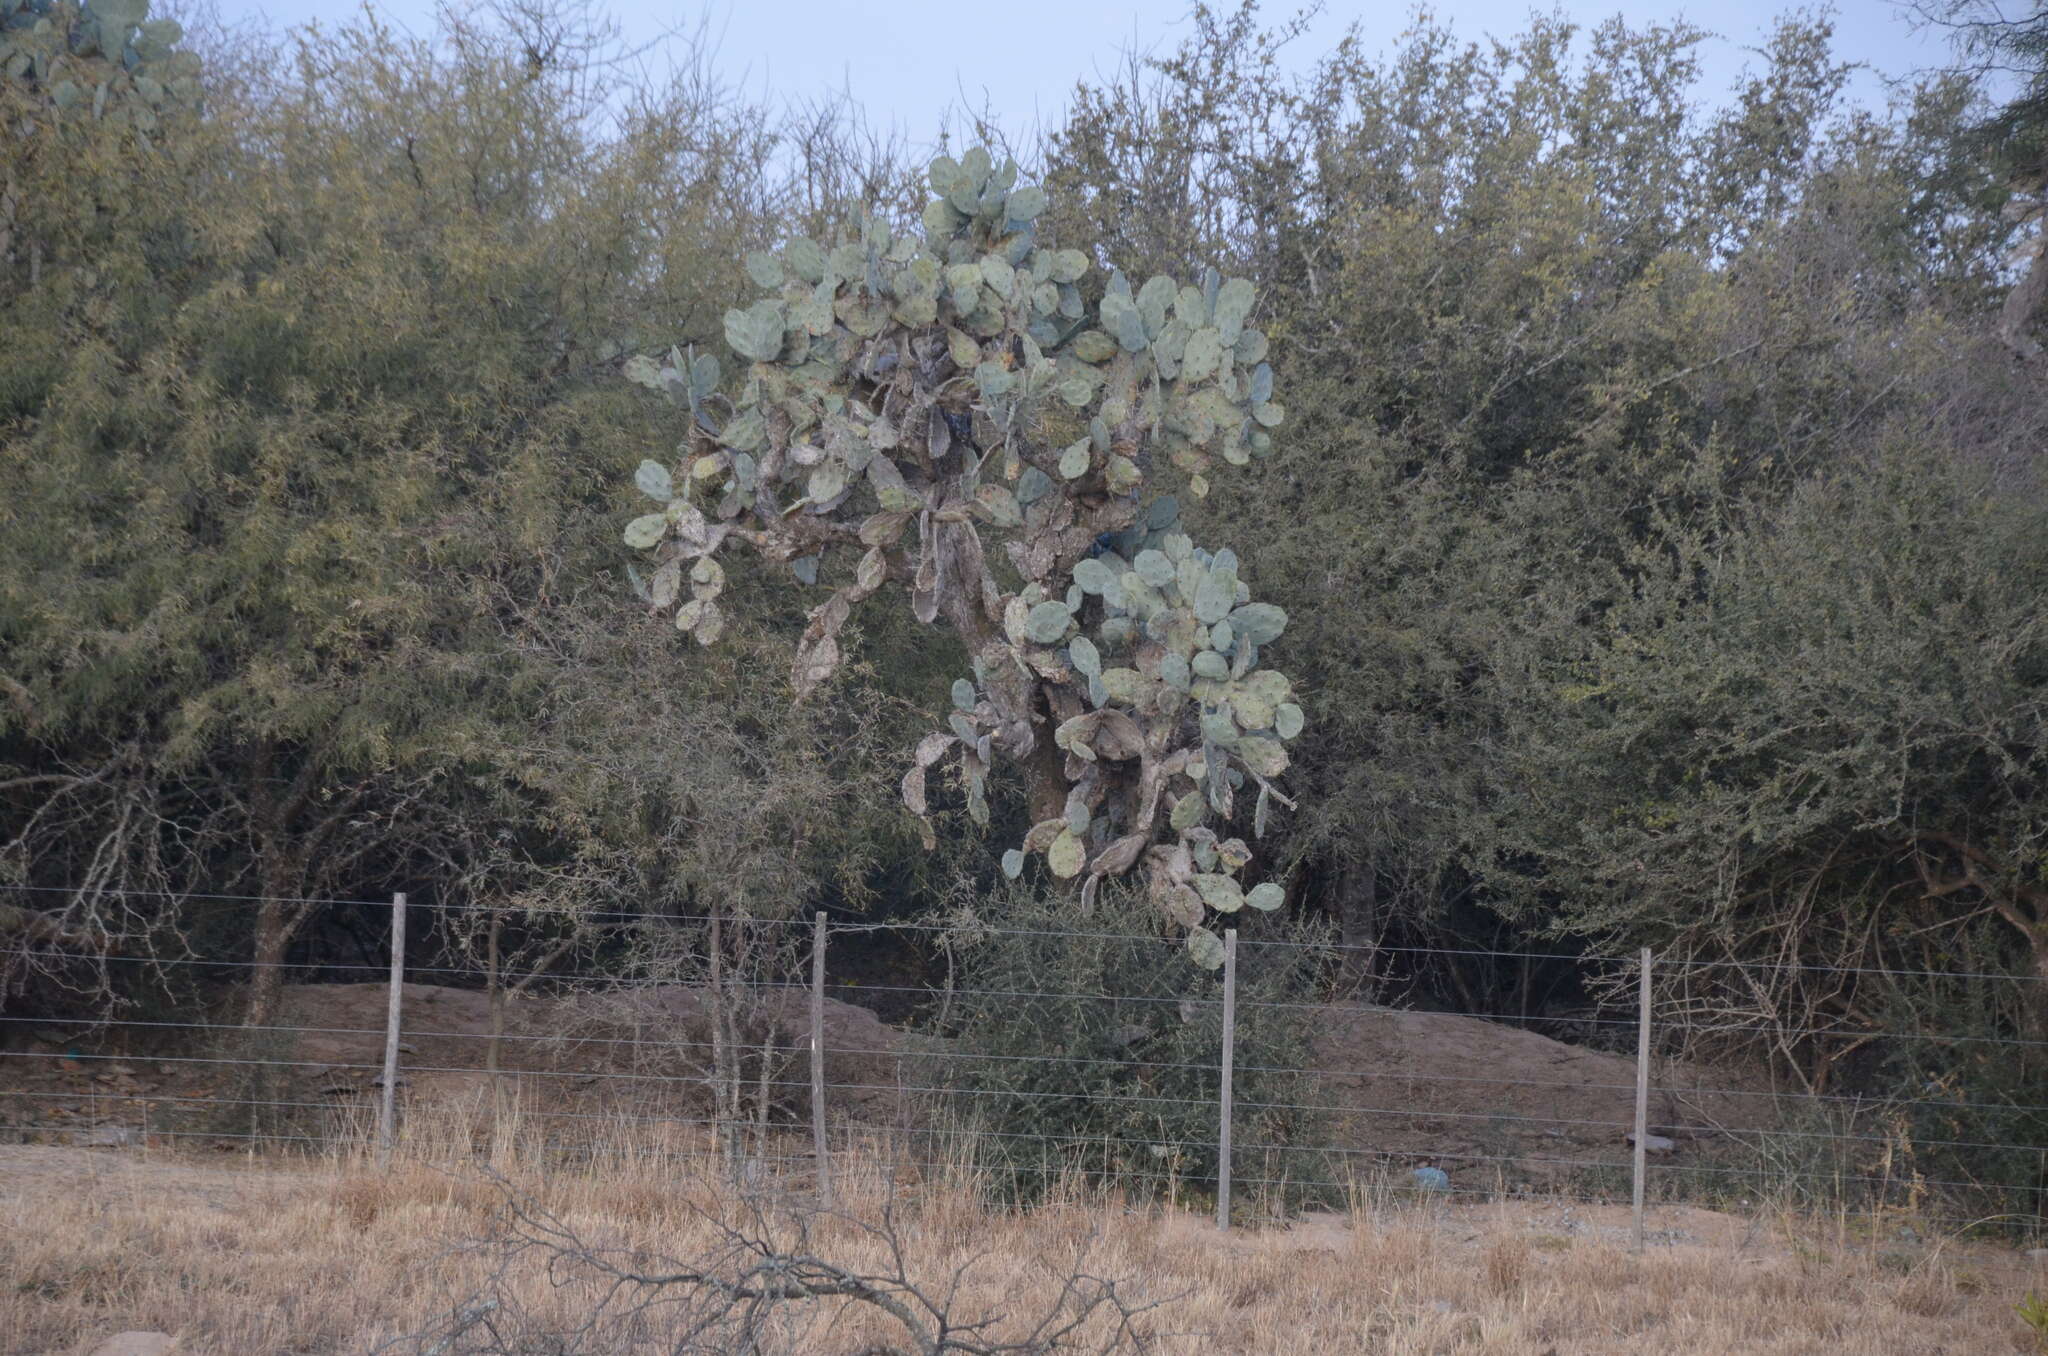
left=931, top=533, right=1305, bottom=969
left=0, top=0, right=201, bottom=143
left=621, top=149, right=1295, bottom=965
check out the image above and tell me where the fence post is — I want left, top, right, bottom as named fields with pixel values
left=378, top=891, right=407, bottom=1171
left=811, top=910, right=830, bottom=1205
left=1217, top=927, right=1237, bottom=1232
left=1632, top=945, right=1652, bottom=1250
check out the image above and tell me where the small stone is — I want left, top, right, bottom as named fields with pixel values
left=88, top=1333, right=179, bottom=1356
left=75, top=1125, right=139, bottom=1148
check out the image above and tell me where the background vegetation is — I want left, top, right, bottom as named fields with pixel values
left=3, top=0, right=2046, bottom=1209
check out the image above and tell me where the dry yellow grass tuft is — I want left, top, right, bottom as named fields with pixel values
left=0, top=1110, right=2043, bottom=1354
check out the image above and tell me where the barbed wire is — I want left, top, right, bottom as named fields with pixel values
left=15, top=1010, right=2048, bottom=1126
left=5, top=1031, right=2043, bottom=1160
left=5, top=883, right=2045, bottom=1235
left=4, top=881, right=2044, bottom=985
left=9, top=944, right=2043, bottom=1062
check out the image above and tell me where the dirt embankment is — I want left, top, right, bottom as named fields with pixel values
left=0, top=981, right=929, bottom=1147
left=0, top=983, right=1776, bottom=1178
left=1308, top=1004, right=1778, bottom=1178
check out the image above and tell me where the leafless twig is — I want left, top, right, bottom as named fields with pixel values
left=390, top=1164, right=1177, bottom=1355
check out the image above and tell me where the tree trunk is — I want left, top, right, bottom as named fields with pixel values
left=1915, top=832, right=2048, bottom=1051
left=244, top=895, right=292, bottom=1036
left=1333, top=859, right=1377, bottom=997
left=240, top=744, right=314, bottom=1046
left=240, top=893, right=294, bottom=1137
left=1998, top=179, right=2048, bottom=367
left=2027, top=930, right=2048, bottom=1057
left=1998, top=237, right=2048, bottom=365
left=1021, top=717, right=1071, bottom=827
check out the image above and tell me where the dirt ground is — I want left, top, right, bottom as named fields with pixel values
left=0, top=1144, right=1747, bottom=1250
left=0, top=988, right=2036, bottom=1353
left=1, top=1142, right=2042, bottom=1355
left=1308, top=1003, right=1781, bottom=1181
left=0, top=981, right=923, bottom=1147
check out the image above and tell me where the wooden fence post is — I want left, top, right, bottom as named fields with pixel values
left=1217, top=928, right=1238, bottom=1232
left=378, top=892, right=407, bottom=1171
left=1632, top=946, right=1653, bottom=1250
left=811, top=910, right=830, bottom=1205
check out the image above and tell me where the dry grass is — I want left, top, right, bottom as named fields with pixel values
left=1, top=1105, right=2044, bottom=1355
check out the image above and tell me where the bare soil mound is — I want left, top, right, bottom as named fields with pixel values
left=267, top=981, right=922, bottom=1127
left=0, top=984, right=1775, bottom=1179
left=1307, top=1004, right=1777, bottom=1183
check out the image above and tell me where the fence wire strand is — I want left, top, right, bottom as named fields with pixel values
left=3, top=886, right=2043, bottom=1234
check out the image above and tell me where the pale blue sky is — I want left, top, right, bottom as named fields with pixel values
left=230, top=1, right=1964, bottom=146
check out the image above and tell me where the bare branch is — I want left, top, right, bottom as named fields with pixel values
left=392, top=1165, right=1174, bottom=1356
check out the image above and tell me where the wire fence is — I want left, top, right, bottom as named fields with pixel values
left=1, top=884, right=2043, bottom=1242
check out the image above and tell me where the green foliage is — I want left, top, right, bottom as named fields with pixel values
left=0, top=1, right=916, bottom=1005
left=1916, top=2, right=2048, bottom=360
left=1468, top=439, right=2048, bottom=1221
left=1867, top=969, right=2048, bottom=1227
left=1, top=0, right=208, bottom=355
left=930, top=884, right=1336, bottom=1209
left=1511, top=443, right=2048, bottom=991
left=1039, top=1, right=2048, bottom=999
left=2018, top=1290, right=2048, bottom=1348
left=1922, top=1, right=2048, bottom=188
left=1641, top=926, right=2047, bottom=1229
left=4, top=0, right=2047, bottom=1193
